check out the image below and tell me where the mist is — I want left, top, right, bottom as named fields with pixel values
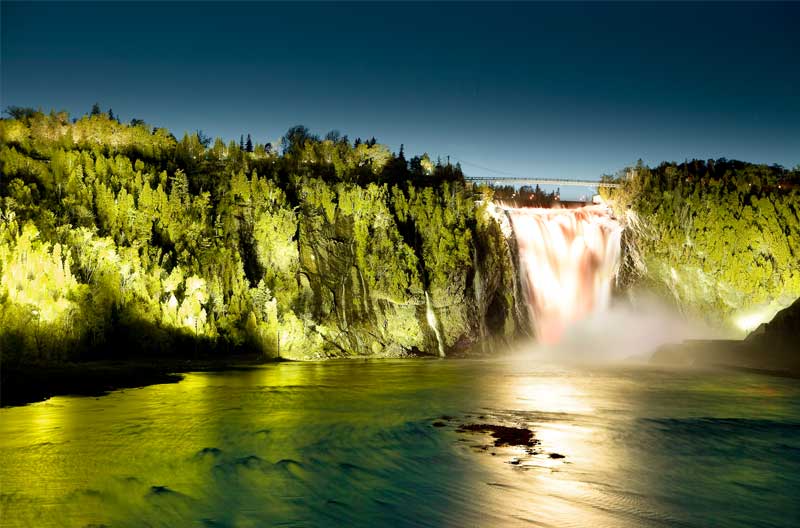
left=517, top=292, right=730, bottom=364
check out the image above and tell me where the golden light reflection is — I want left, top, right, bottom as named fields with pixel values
left=25, top=401, right=67, bottom=446
left=513, top=379, right=594, bottom=414
left=460, top=367, right=629, bottom=527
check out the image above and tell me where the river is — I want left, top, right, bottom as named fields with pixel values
left=1, top=359, right=799, bottom=527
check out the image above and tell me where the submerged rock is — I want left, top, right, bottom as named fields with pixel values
left=456, top=423, right=538, bottom=448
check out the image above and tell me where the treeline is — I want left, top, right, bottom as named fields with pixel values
left=492, top=184, right=560, bottom=207
left=0, top=109, right=505, bottom=364
left=605, top=159, right=800, bottom=329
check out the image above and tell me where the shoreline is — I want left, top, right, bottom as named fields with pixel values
left=0, top=355, right=281, bottom=408
left=4, top=341, right=795, bottom=408
left=0, top=352, right=449, bottom=408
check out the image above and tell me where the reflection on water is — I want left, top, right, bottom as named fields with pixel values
left=1, top=360, right=799, bottom=527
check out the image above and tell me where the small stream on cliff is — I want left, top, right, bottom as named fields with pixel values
left=2, top=359, right=799, bottom=527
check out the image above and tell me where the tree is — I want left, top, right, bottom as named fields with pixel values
left=420, top=154, right=434, bottom=175
left=4, top=106, right=37, bottom=120
left=90, top=102, right=102, bottom=116
left=108, top=108, right=116, bottom=121
left=196, top=129, right=212, bottom=148
left=381, top=144, right=409, bottom=183
left=245, top=134, right=253, bottom=153
left=282, top=125, right=316, bottom=156
left=240, top=134, right=245, bottom=151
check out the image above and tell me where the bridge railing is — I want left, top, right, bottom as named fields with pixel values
left=464, top=177, right=621, bottom=188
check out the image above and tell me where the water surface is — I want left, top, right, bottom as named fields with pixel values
left=2, top=359, right=799, bottom=527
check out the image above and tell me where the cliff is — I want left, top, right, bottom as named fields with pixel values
left=606, top=159, right=800, bottom=331
left=0, top=112, right=524, bottom=362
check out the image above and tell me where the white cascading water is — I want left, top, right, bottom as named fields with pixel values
left=425, top=291, right=446, bottom=357
left=505, top=205, right=623, bottom=344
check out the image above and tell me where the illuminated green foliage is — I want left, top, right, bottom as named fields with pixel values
left=607, top=160, right=800, bottom=329
left=0, top=110, right=499, bottom=362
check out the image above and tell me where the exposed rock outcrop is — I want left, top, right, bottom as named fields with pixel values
left=651, top=297, right=800, bottom=375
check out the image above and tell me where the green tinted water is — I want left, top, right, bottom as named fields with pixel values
left=1, top=359, right=799, bottom=527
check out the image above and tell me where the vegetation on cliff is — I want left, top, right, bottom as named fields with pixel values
left=0, top=108, right=520, bottom=364
left=604, top=159, right=800, bottom=332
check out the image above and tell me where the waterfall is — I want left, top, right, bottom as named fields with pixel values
left=505, top=205, right=622, bottom=344
left=425, top=291, right=446, bottom=357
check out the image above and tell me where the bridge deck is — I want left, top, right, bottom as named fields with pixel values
left=465, top=177, right=620, bottom=188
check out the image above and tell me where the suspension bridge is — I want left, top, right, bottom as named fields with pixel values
left=464, top=176, right=621, bottom=188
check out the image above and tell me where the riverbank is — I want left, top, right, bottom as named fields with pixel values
left=0, top=348, right=456, bottom=407
left=0, top=355, right=278, bottom=407
left=650, top=297, right=800, bottom=376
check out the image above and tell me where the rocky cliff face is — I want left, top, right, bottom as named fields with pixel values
left=291, top=195, right=525, bottom=359
left=745, top=297, right=800, bottom=356
left=605, top=162, right=800, bottom=330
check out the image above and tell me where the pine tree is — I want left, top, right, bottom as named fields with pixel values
left=245, top=134, right=253, bottom=153
left=90, top=102, right=102, bottom=116
left=108, top=108, right=115, bottom=121
left=240, top=135, right=245, bottom=151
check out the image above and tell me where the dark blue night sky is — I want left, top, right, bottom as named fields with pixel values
left=2, top=1, right=798, bottom=185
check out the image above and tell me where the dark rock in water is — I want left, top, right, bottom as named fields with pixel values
left=197, top=447, right=222, bottom=457
left=456, top=423, right=537, bottom=447
left=149, top=485, right=173, bottom=495
left=548, top=453, right=565, bottom=459
left=274, top=458, right=304, bottom=469
left=651, top=297, right=800, bottom=375
left=439, top=415, right=455, bottom=421
left=201, top=519, right=228, bottom=528
left=234, top=455, right=263, bottom=468
left=432, top=421, right=447, bottom=427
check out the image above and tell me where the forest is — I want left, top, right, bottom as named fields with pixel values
left=2, top=107, right=799, bottom=368
left=0, top=108, right=519, bottom=365
left=604, top=159, right=800, bottom=330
